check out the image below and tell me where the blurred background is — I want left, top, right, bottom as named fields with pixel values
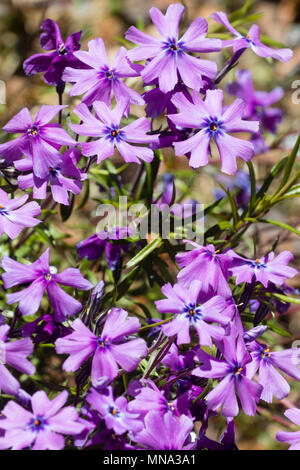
left=0, top=0, right=300, bottom=450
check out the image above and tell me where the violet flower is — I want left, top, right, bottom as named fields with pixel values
left=22, top=314, right=72, bottom=346
left=229, top=250, right=298, bottom=288
left=125, top=3, right=221, bottom=93
left=63, top=37, right=144, bottom=108
left=175, top=242, right=234, bottom=297
left=0, top=390, right=85, bottom=450
left=276, top=408, right=300, bottom=450
left=0, top=324, right=35, bottom=396
left=134, top=410, right=195, bottom=450
left=86, top=387, right=142, bottom=436
left=1, top=248, right=93, bottom=321
left=194, top=334, right=263, bottom=417
left=76, top=227, right=132, bottom=271
left=197, top=418, right=238, bottom=450
left=227, top=70, right=284, bottom=153
left=127, top=380, right=180, bottom=418
left=155, top=280, right=231, bottom=345
left=71, top=99, right=158, bottom=164
left=0, top=189, right=41, bottom=239
left=246, top=341, right=300, bottom=403
left=0, top=106, right=76, bottom=178
left=17, top=147, right=86, bottom=206
left=55, top=309, right=147, bottom=385
left=211, top=11, right=293, bottom=62
left=23, top=19, right=84, bottom=86
left=168, top=89, right=259, bottom=174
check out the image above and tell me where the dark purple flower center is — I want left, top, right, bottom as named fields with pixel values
left=232, top=364, right=244, bottom=378
left=58, top=43, right=68, bottom=56
left=98, top=337, right=110, bottom=349
left=251, top=259, right=266, bottom=270
left=163, top=38, right=184, bottom=55
left=184, top=303, right=202, bottom=323
left=166, top=401, right=176, bottom=412
left=28, top=416, right=47, bottom=433
left=108, top=406, right=120, bottom=417
left=203, top=117, right=224, bottom=137
left=105, top=69, right=115, bottom=79
left=105, top=126, right=124, bottom=143
left=44, top=273, right=52, bottom=281
left=260, top=347, right=272, bottom=360
left=0, top=205, right=9, bottom=216
left=244, top=34, right=254, bottom=45
left=49, top=167, right=60, bottom=178
left=27, top=125, right=39, bottom=137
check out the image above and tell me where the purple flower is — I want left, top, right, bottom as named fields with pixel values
left=63, top=37, right=144, bottom=108
left=194, top=333, right=263, bottom=417
left=0, top=324, right=35, bottom=396
left=276, top=408, right=300, bottom=450
left=134, top=410, right=195, bottom=450
left=227, top=70, right=284, bottom=124
left=0, top=390, right=85, bottom=450
left=71, top=99, right=157, bottom=164
left=86, top=387, right=142, bottom=435
left=229, top=250, right=298, bottom=288
left=175, top=243, right=234, bottom=297
left=22, top=314, right=72, bottom=346
left=23, top=19, right=85, bottom=86
left=17, top=147, right=86, bottom=206
left=144, top=83, right=190, bottom=119
left=246, top=341, right=300, bottom=403
left=155, top=281, right=231, bottom=345
left=211, top=11, right=293, bottom=62
left=0, top=189, right=41, bottom=239
left=127, top=380, right=179, bottom=418
left=76, top=227, right=132, bottom=271
left=55, top=309, right=147, bottom=385
left=227, top=70, right=284, bottom=153
left=168, top=89, right=259, bottom=174
left=125, top=3, right=221, bottom=93
left=1, top=248, right=93, bottom=321
left=214, top=170, right=252, bottom=209
left=0, top=106, right=76, bottom=178
left=197, top=418, right=237, bottom=450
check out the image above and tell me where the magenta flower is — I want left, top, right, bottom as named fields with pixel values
left=194, top=334, right=263, bottom=417
left=128, top=380, right=179, bottom=418
left=168, top=89, right=259, bottom=174
left=246, top=341, right=300, bottom=403
left=55, top=309, right=147, bottom=385
left=155, top=281, right=231, bottom=345
left=134, top=411, right=195, bottom=450
left=17, top=147, right=86, bottom=206
left=276, top=408, right=300, bottom=450
left=229, top=250, right=298, bottom=287
left=175, top=243, right=234, bottom=297
left=71, top=99, right=158, bottom=164
left=0, top=390, right=85, bottom=450
left=63, top=37, right=144, bottom=108
left=0, top=324, right=35, bottom=396
left=23, top=19, right=84, bottom=86
left=0, top=189, right=41, bottom=239
left=211, top=11, right=293, bottom=62
left=86, top=387, right=143, bottom=435
left=0, top=106, right=76, bottom=178
left=125, top=3, right=221, bottom=93
left=1, top=248, right=93, bottom=321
